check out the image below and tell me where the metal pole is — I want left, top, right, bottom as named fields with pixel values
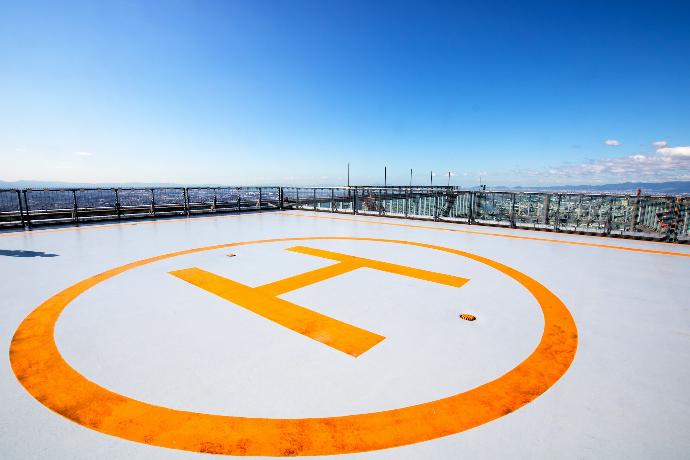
left=313, top=188, right=317, bottom=212
left=384, top=166, right=387, bottom=187
left=115, top=189, right=121, bottom=219
left=279, top=187, right=284, bottom=210
left=430, top=171, right=433, bottom=187
left=183, top=188, right=190, bottom=216
left=17, top=190, right=26, bottom=228
left=605, top=196, right=614, bottom=236
left=150, top=189, right=156, bottom=216
left=409, top=169, right=412, bottom=187
left=554, top=194, right=561, bottom=231
left=72, top=190, right=79, bottom=224
left=630, top=188, right=641, bottom=232
left=353, top=187, right=357, bottom=215
left=22, top=190, right=31, bottom=228
left=447, top=172, right=451, bottom=187
left=347, top=163, right=350, bottom=187
left=403, top=189, right=410, bottom=218
left=258, top=188, right=262, bottom=210
left=434, top=193, right=439, bottom=221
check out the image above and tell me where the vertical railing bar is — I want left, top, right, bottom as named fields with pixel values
left=605, top=195, right=614, bottom=236
left=72, top=189, right=79, bottom=224
left=16, top=189, right=26, bottom=228
left=22, top=190, right=31, bottom=229
left=114, top=189, right=121, bottom=219
left=554, top=194, right=561, bottom=231
left=353, top=187, right=357, bottom=215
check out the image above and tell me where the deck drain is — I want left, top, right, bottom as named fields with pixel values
left=459, top=313, right=476, bottom=321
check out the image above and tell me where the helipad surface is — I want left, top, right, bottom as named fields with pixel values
left=1, top=211, right=689, bottom=459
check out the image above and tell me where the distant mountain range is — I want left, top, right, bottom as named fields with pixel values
left=486, top=181, right=690, bottom=194
left=0, top=180, right=191, bottom=189
left=1, top=180, right=689, bottom=194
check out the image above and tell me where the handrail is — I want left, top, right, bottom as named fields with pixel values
left=0, top=186, right=687, bottom=243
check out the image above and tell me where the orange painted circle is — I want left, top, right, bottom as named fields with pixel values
left=10, top=237, right=577, bottom=456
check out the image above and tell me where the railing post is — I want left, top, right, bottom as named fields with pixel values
left=115, top=189, right=122, bottom=219
left=433, top=192, right=438, bottom=220
left=666, top=197, right=680, bottom=242
left=296, top=188, right=300, bottom=209
left=510, top=193, right=516, bottom=228
left=403, top=187, right=407, bottom=218
left=213, top=189, right=217, bottom=212
left=331, top=188, right=335, bottom=212
left=150, top=189, right=156, bottom=216
left=630, top=192, right=640, bottom=232
left=183, top=188, right=190, bottom=216
left=258, top=188, right=263, bottom=210
left=554, top=194, right=561, bottom=231
left=313, top=188, right=317, bottom=212
left=22, top=190, right=32, bottom=229
left=542, top=194, right=551, bottom=226
left=72, top=190, right=79, bottom=224
left=279, top=187, right=284, bottom=210
left=353, top=187, right=358, bottom=214
left=379, top=189, right=384, bottom=216
left=605, top=196, right=614, bottom=236
left=17, top=190, right=26, bottom=228
left=237, top=187, right=241, bottom=212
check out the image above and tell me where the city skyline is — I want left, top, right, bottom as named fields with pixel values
left=2, top=1, right=689, bottom=186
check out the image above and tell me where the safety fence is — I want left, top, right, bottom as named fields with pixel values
left=281, top=187, right=689, bottom=243
left=1, top=186, right=687, bottom=242
left=0, top=187, right=281, bottom=228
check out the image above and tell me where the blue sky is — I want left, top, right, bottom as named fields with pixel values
left=1, top=0, right=689, bottom=186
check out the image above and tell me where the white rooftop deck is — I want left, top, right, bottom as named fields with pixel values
left=1, top=211, right=689, bottom=459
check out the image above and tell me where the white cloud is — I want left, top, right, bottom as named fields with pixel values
left=74, top=151, right=93, bottom=157
left=514, top=144, right=690, bottom=182
left=652, top=140, right=667, bottom=148
left=605, top=139, right=621, bottom=146
left=657, top=146, right=690, bottom=157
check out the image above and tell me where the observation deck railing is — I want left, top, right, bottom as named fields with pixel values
left=1, top=186, right=687, bottom=243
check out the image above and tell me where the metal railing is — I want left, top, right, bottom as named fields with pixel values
left=0, top=187, right=281, bottom=228
left=281, top=187, right=689, bottom=243
left=1, top=186, right=687, bottom=243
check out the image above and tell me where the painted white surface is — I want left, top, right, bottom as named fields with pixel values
left=0, top=211, right=689, bottom=459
